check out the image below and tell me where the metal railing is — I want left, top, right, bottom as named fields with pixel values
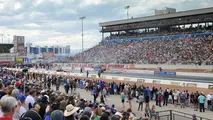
left=156, top=110, right=212, bottom=120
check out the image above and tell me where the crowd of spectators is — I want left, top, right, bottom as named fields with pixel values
left=71, top=36, right=213, bottom=65
left=0, top=68, right=213, bottom=120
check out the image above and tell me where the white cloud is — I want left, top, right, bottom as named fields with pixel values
left=79, top=0, right=105, bottom=8
left=14, top=2, right=21, bottom=10
left=24, top=23, right=41, bottom=28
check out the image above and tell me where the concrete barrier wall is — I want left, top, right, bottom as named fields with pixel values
left=8, top=68, right=213, bottom=89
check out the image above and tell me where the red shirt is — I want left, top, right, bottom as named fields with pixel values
left=0, top=117, right=12, bottom=120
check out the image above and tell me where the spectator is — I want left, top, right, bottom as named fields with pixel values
left=64, top=104, right=79, bottom=120
left=50, top=110, right=64, bottom=120
left=198, top=92, right=206, bottom=112
left=19, top=109, right=42, bottom=120
left=138, top=94, right=144, bottom=111
left=25, top=90, right=36, bottom=110
left=207, top=92, right=212, bottom=110
left=0, top=96, right=17, bottom=120
left=13, top=94, right=27, bottom=120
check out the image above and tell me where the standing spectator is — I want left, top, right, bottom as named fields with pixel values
left=173, top=91, right=178, bottom=107
left=0, top=96, right=17, bottom=120
left=190, top=92, right=194, bottom=108
left=163, top=89, right=169, bottom=106
left=121, top=92, right=125, bottom=108
left=86, top=71, right=89, bottom=78
left=93, top=88, right=97, bottom=103
left=145, top=95, right=150, bottom=109
left=127, top=92, right=132, bottom=109
left=198, top=92, right=206, bottom=112
left=180, top=92, right=185, bottom=108
left=194, top=92, right=199, bottom=111
left=185, top=90, right=190, bottom=107
left=137, top=94, right=144, bottom=111
left=158, top=93, right=162, bottom=107
left=207, top=92, right=212, bottom=110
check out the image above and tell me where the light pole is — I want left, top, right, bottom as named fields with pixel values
left=0, top=34, right=3, bottom=44
left=79, top=16, right=86, bottom=53
left=125, top=5, right=130, bottom=19
left=7, top=34, right=10, bottom=43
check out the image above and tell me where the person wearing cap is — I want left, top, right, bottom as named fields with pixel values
left=111, top=112, right=122, bottom=120
left=19, top=109, right=42, bottom=120
left=0, top=96, right=17, bottom=120
left=198, top=92, right=206, bottom=112
left=12, top=94, right=27, bottom=120
left=64, top=104, right=80, bottom=120
left=50, top=110, right=64, bottom=120
left=192, top=114, right=197, bottom=120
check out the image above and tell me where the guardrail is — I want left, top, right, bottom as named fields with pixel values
left=156, top=110, right=212, bottom=120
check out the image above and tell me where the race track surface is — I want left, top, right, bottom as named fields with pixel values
left=63, top=69, right=213, bottom=83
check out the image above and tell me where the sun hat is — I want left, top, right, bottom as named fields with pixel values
left=64, top=104, right=80, bottom=117
left=115, top=112, right=122, bottom=117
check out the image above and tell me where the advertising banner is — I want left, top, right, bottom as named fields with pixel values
left=0, top=57, right=14, bottom=62
left=186, top=83, right=197, bottom=87
left=170, top=82, right=181, bottom=86
left=111, top=70, right=121, bottom=74
left=137, top=79, right=145, bottom=82
left=153, top=80, right=161, bottom=84
left=16, top=58, right=23, bottom=63
left=42, top=52, right=55, bottom=58
left=154, top=71, right=176, bottom=76
left=107, top=64, right=124, bottom=69
left=112, top=77, right=118, bottom=80
left=129, top=64, right=135, bottom=68
left=208, top=85, right=213, bottom=89
left=124, top=78, right=130, bottom=81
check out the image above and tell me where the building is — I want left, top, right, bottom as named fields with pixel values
left=13, top=36, right=25, bottom=56
left=27, top=44, right=71, bottom=55
left=99, top=7, right=213, bottom=41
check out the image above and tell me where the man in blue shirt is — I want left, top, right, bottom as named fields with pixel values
left=198, top=92, right=206, bottom=112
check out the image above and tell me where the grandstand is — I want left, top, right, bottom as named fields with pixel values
left=71, top=7, right=213, bottom=65
left=0, top=44, right=14, bottom=53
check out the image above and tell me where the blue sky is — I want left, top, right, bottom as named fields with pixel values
left=0, top=0, right=213, bottom=52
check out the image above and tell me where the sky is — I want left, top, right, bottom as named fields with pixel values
left=0, top=0, right=213, bottom=53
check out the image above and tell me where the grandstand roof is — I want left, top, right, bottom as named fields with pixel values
left=99, top=7, right=213, bottom=27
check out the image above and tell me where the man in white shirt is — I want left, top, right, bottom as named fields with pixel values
left=207, top=92, right=212, bottom=110
left=25, top=90, right=36, bottom=110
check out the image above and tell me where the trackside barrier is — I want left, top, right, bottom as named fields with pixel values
left=6, top=68, right=213, bottom=89
left=156, top=110, right=212, bottom=120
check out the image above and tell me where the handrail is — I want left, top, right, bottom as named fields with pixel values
left=157, top=110, right=212, bottom=120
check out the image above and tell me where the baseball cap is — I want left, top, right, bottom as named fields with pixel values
left=18, top=94, right=26, bottom=102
